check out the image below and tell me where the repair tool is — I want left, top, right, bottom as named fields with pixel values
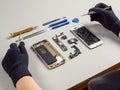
left=81, top=6, right=111, bottom=16
left=51, top=21, right=69, bottom=30
left=15, top=29, right=46, bottom=42
left=49, top=18, right=68, bottom=27
left=10, top=26, right=38, bottom=37
left=42, top=17, right=66, bottom=26
left=72, top=18, right=79, bottom=23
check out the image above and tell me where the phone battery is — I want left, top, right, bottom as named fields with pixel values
left=31, top=40, right=65, bottom=69
left=35, top=45, right=57, bottom=65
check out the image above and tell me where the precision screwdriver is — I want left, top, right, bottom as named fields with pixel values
left=10, top=26, right=38, bottom=37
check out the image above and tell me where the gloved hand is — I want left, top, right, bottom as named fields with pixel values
left=89, top=3, right=120, bottom=36
left=2, top=42, right=31, bottom=87
left=88, top=70, right=120, bottom=90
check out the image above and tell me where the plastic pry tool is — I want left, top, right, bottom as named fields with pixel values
left=49, top=19, right=68, bottom=27
left=51, top=21, right=69, bottom=30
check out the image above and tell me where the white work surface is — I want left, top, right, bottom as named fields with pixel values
left=0, top=0, right=120, bottom=90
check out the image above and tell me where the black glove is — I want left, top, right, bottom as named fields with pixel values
left=88, top=70, right=120, bottom=90
left=89, top=3, right=120, bottom=36
left=2, top=42, right=31, bottom=87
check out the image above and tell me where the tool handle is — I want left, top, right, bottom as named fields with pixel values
left=10, top=26, right=37, bottom=37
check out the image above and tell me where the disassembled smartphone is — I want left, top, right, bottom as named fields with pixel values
left=70, top=25, right=103, bottom=49
left=31, top=40, right=65, bottom=69
left=52, top=32, right=68, bottom=51
left=69, top=45, right=81, bottom=59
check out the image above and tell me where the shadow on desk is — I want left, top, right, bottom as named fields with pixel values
left=68, top=62, right=120, bottom=90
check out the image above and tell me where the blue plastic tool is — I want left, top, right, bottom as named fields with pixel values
left=72, top=18, right=79, bottom=23
left=51, top=21, right=70, bottom=29
left=49, top=19, right=68, bottom=27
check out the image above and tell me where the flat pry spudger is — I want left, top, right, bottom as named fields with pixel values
left=15, top=30, right=46, bottom=42
left=42, top=17, right=66, bottom=26
left=42, top=18, right=60, bottom=26
left=81, top=6, right=111, bottom=16
left=51, top=21, right=69, bottom=30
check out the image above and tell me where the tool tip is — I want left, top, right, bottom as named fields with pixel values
left=34, top=26, right=39, bottom=29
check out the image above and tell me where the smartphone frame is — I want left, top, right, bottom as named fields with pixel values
left=31, top=40, right=65, bottom=69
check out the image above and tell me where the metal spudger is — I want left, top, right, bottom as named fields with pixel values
left=42, top=17, right=66, bottom=26
left=15, top=30, right=46, bottom=42
left=42, top=18, right=60, bottom=26
left=81, top=6, right=111, bottom=16
left=23, top=30, right=46, bottom=40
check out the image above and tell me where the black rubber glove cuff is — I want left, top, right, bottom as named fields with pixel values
left=10, top=65, right=31, bottom=87
left=111, top=20, right=120, bottom=36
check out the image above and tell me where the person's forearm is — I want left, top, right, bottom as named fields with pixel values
left=16, top=76, right=42, bottom=90
left=119, top=32, right=120, bottom=37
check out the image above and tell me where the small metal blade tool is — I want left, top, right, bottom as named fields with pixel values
left=15, top=29, right=46, bottom=42
left=81, top=6, right=111, bottom=16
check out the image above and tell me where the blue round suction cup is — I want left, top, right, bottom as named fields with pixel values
left=72, top=18, right=79, bottom=23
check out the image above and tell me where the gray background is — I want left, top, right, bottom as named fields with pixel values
left=0, top=0, right=120, bottom=90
